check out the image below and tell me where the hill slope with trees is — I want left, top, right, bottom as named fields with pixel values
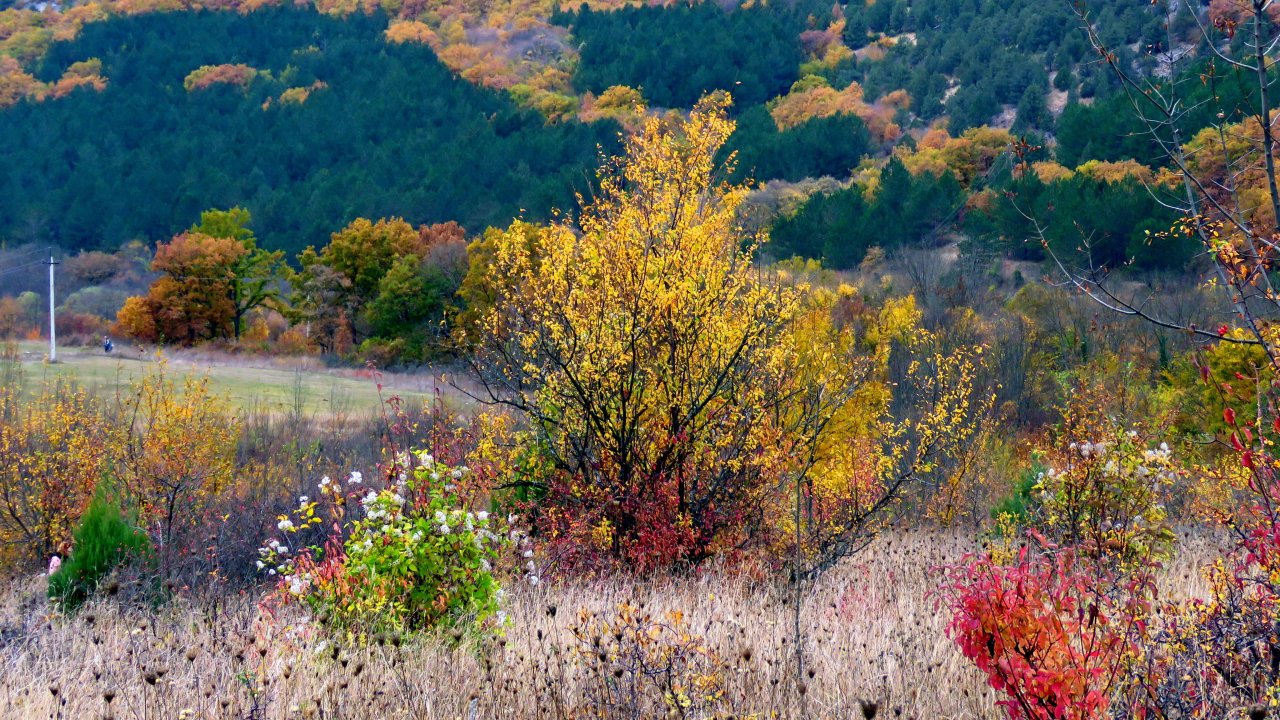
left=0, top=8, right=617, bottom=255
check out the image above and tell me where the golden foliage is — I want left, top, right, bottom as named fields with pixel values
left=768, top=77, right=904, bottom=143
left=117, top=359, right=238, bottom=577
left=1030, top=161, right=1074, bottom=183
left=896, top=125, right=1012, bottom=187
left=385, top=19, right=440, bottom=48
left=578, top=84, right=646, bottom=126
left=274, top=80, right=327, bottom=105
left=183, top=63, right=259, bottom=91
left=473, top=95, right=988, bottom=567
left=0, top=380, right=115, bottom=565
left=1074, top=158, right=1157, bottom=185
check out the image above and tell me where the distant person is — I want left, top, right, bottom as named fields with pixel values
left=103, top=336, right=113, bottom=354
left=48, top=541, right=70, bottom=575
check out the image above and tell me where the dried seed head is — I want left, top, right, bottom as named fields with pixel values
left=860, top=700, right=878, bottom=720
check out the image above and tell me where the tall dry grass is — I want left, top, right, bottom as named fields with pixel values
left=0, top=530, right=1226, bottom=720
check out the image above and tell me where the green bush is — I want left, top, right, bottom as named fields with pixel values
left=266, top=456, right=515, bottom=638
left=48, top=484, right=152, bottom=612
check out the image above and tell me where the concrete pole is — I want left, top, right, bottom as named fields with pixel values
left=47, top=251, right=58, bottom=363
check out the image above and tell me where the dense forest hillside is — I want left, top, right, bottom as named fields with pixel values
left=0, top=0, right=1187, bottom=261
left=0, top=9, right=616, bottom=255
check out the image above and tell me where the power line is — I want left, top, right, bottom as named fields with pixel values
left=0, top=259, right=51, bottom=278
left=0, top=247, right=52, bottom=264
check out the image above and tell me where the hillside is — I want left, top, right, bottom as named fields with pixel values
left=0, top=0, right=1176, bottom=259
left=0, top=9, right=616, bottom=255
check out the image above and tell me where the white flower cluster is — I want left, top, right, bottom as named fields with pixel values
left=317, top=470, right=363, bottom=496
left=256, top=538, right=291, bottom=575
left=288, top=573, right=311, bottom=596
left=1046, top=435, right=1177, bottom=502
left=362, top=488, right=405, bottom=523
left=1069, top=441, right=1109, bottom=458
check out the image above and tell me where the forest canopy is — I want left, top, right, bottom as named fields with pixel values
left=0, top=8, right=618, bottom=256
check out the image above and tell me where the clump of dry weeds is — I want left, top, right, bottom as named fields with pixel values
left=0, top=530, right=1221, bottom=719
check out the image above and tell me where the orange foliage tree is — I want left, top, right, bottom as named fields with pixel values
left=117, top=232, right=245, bottom=344
left=118, top=208, right=281, bottom=344
left=183, top=63, right=259, bottom=91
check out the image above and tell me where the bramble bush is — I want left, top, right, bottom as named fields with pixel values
left=262, top=453, right=517, bottom=638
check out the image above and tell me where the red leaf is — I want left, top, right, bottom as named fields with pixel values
left=1232, top=432, right=1245, bottom=452
left=1225, top=407, right=1237, bottom=426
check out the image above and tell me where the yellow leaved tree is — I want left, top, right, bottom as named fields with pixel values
left=468, top=95, right=989, bottom=572
left=0, top=378, right=116, bottom=566
left=116, top=360, right=238, bottom=582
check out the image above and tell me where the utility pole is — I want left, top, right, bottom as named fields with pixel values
left=47, top=250, right=58, bottom=363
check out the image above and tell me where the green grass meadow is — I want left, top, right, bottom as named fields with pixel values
left=11, top=341, right=454, bottom=417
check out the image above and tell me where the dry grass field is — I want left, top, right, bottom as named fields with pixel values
left=0, top=531, right=1225, bottom=720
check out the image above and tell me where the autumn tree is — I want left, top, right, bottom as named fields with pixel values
left=292, top=219, right=469, bottom=360
left=116, top=207, right=281, bottom=344
left=116, top=361, right=237, bottom=582
left=0, top=380, right=115, bottom=566
left=117, top=232, right=244, bottom=344
left=190, top=207, right=284, bottom=341
left=468, top=96, right=987, bottom=570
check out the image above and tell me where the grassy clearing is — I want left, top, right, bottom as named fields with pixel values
left=12, top=341, right=465, bottom=417
left=0, top=530, right=1225, bottom=719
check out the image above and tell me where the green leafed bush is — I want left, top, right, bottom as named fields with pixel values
left=264, top=456, right=516, bottom=638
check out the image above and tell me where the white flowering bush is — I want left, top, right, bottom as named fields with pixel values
left=1032, top=421, right=1178, bottom=568
left=260, top=454, right=514, bottom=636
